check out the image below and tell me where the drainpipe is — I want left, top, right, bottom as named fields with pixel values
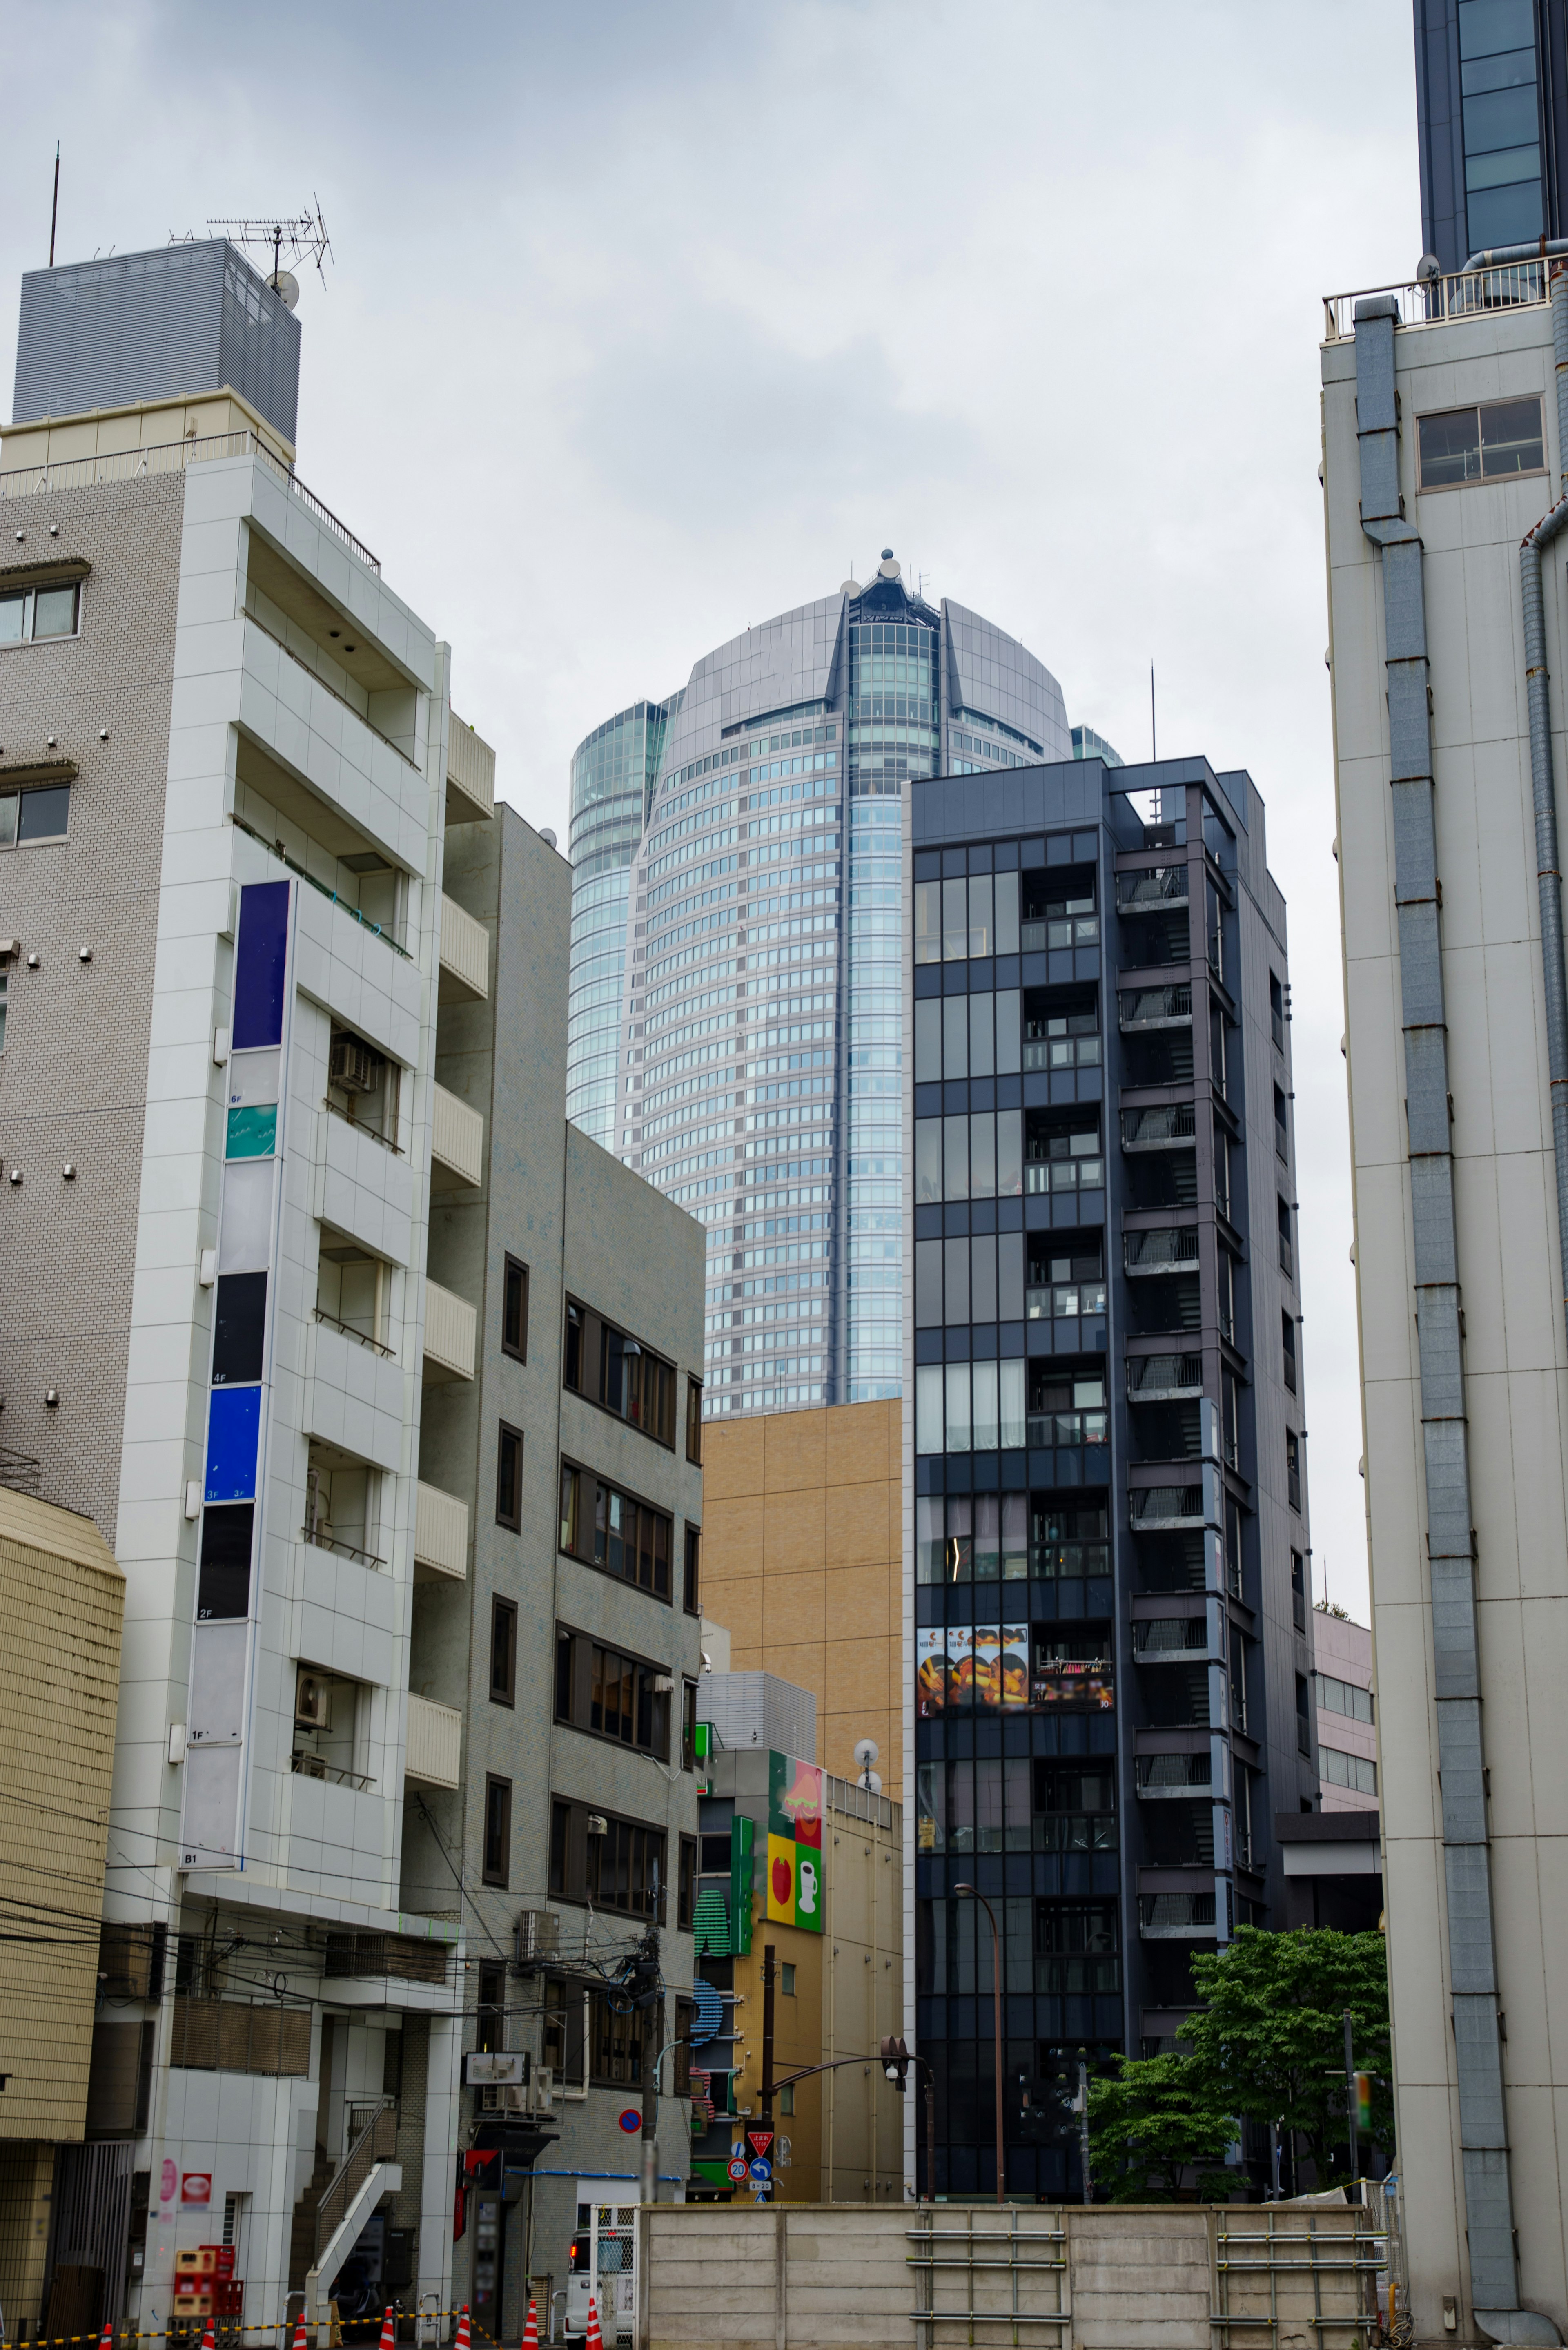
left=1352, top=292, right=1561, bottom=2349
left=1461, top=237, right=1568, bottom=270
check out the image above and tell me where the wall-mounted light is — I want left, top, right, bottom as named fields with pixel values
left=25, top=953, right=38, bottom=970
left=78, top=947, right=92, bottom=964
left=7, top=1170, right=20, bottom=1186
left=62, top=1163, right=76, bottom=1181
left=45, top=1389, right=59, bottom=1408
left=184, top=1480, right=202, bottom=1520
left=99, top=728, right=108, bottom=742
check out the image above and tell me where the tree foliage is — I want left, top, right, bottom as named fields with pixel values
left=1086, top=2053, right=1235, bottom=2201
left=1180, top=1926, right=1393, bottom=2173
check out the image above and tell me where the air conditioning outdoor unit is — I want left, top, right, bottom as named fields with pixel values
left=515, top=1909, right=559, bottom=1966
left=330, top=1032, right=380, bottom=1093
left=296, top=1670, right=332, bottom=1730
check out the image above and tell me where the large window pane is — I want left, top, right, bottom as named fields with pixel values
left=915, top=1119, right=942, bottom=1204
left=915, top=1238, right=942, bottom=1327
left=1459, top=0, right=1534, bottom=59
left=944, top=1236, right=970, bottom=1324
left=915, top=881, right=941, bottom=964
left=971, top=1235, right=998, bottom=1322
left=943, top=994, right=969, bottom=1077
left=969, top=993, right=994, bottom=1077
left=916, top=1364, right=944, bottom=1454
left=915, top=996, right=941, bottom=1081
left=1481, top=395, right=1544, bottom=475
left=942, top=877, right=967, bottom=960
left=994, top=871, right=1020, bottom=955
left=996, top=989, right=1021, bottom=1075
left=1418, top=408, right=1481, bottom=487
left=998, top=1231, right=1025, bottom=1320
left=996, top=1109, right=1023, bottom=1197
left=944, top=1113, right=969, bottom=1200
left=945, top=1363, right=971, bottom=1453
left=969, top=1112, right=996, bottom=1200
left=1000, top=1359, right=1027, bottom=1450
left=972, top=1362, right=1000, bottom=1451
left=1462, top=83, right=1538, bottom=150
left=967, top=875, right=993, bottom=958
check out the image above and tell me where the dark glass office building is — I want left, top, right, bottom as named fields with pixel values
left=1416, top=0, right=1568, bottom=269
left=907, top=756, right=1317, bottom=2197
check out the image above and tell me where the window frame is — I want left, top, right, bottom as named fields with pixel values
left=683, top=1522, right=702, bottom=1617
left=496, top=1420, right=523, bottom=1532
left=678, top=1835, right=697, bottom=1931
left=482, top=1775, right=512, bottom=1888
left=0, top=778, right=72, bottom=851
left=562, top=1294, right=679, bottom=1449
left=490, top=1596, right=518, bottom=1708
left=558, top=1456, right=674, bottom=1603
left=1416, top=395, right=1547, bottom=494
left=549, top=1795, right=667, bottom=1921
left=686, top=1376, right=703, bottom=1463
left=554, top=1623, right=672, bottom=1760
left=0, top=574, right=84, bottom=649
left=501, top=1255, right=530, bottom=1362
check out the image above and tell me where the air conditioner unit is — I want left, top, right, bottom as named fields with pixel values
left=515, top=1910, right=559, bottom=1966
left=650, top=1674, right=675, bottom=1696
left=296, top=1670, right=332, bottom=1730
left=586, top=1814, right=608, bottom=1837
left=330, top=1032, right=380, bottom=1094
left=530, top=2065, right=555, bottom=2114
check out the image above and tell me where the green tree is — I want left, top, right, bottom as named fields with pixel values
left=1180, top=1926, right=1393, bottom=2178
left=1086, top=2053, right=1236, bottom=2201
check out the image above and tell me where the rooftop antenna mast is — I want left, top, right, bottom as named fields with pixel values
left=204, top=201, right=333, bottom=306
left=48, top=143, right=60, bottom=268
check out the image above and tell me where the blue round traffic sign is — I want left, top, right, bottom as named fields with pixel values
left=726, top=2154, right=748, bottom=2183
left=618, top=2107, right=641, bottom=2134
left=748, top=2157, right=771, bottom=2182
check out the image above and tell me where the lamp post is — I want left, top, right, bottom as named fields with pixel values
left=954, top=1884, right=1004, bottom=2204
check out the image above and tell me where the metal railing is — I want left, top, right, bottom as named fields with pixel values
left=0, top=1445, right=41, bottom=1494
left=1130, top=1484, right=1205, bottom=1528
left=1127, top=1352, right=1204, bottom=1399
left=312, top=1304, right=395, bottom=1359
left=291, top=1748, right=374, bottom=1792
left=1116, top=865, right=1189, bottom=909
left=1121, top=1103, right=1197, bottom=1149
left=301, top=1522, right=388, bottom=1571
left=1134, top=1618, right=1209, bottom=1659
left=1139, top=1890, right=1216, bottom=1935
left=1136, top=1752, right=1212, bottom=1794
left=314, top=2099, right=398, bottom=2256
left=1323, top=256, right=1550, bottom=342
left=0, top=429, right=381, bottom=572
left=1120, top=983, right=1192, bottom=1028
left=322, top=1093, right=403, bottom=1154
left=231, top=814, right=413, bottom=959
left=1125, top=1226, right=1199, bottom=1273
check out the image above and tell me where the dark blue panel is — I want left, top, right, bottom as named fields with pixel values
left=1049, top=1072, right=1074, bottom=1106
left=1073, top=832, right=1098, bottom=861
left=943, top=1080, right=969, bottom=1115
left=947, top=1454, right=973, bottom=1492
left=967, top=844, right=993, bottom=873
left=1078, top=1068, right=1103, bottom=1103
left=998, top=1193, right=1024, bottom=1228
left=917, top=1457, right=940, bottom=1494
left=994, top=954, right=1019, bottom=988
left=1022, top=838, right=1046, bottom=865
left=1023, top=1073, right=1050, bottom=1108
left=973, top=1454, right=998, bottom=1491
left=1046, top=834, right=1072, bottom=866
left=915, top=1084, right=942, bottom=1117
left=915, top=965, right=942, bottom=998
left=970, top=1077, right=996, bottom=1115
left=1048, top=950, right=1073, bottom=983
left=943, top=963, right=968, bottom=995
left=915, top=1204, right=944, bottom=1239
left=233, top=879, right=290, bottom=1050
left=970, top=957, right=993, bottom=990
left=915, top=1330, right=943, bottom=1365
left=205, top=1382, right=262, bottom=1501
left=971, top=1198, right=997, bottom=1234
left=944, top=1203, right=970, bottom=1237
left=1021, top=952, right=1047, bottom=986
left=994, top=841, right=1019, bottom=871
left=1000, top=1330, right=1025, bottom=1362
left=970, top=1327, right=998, bottom=1361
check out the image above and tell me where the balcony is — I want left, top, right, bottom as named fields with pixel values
left=1139, top=1890, right=1216, bottom=1938
left=1116, top=867, right=1189, bottom=912
left=446, top=714, right=496, bottom=824
left=1026, top=1279, right=1107, bottom=1324
left=1020, top=914, right=1099, bottom=952
left=414, top=1481, right=470, bottom=1581
left=1024, top=1154, right=1104, bottom=1195
left=423, top=1280, right=477, bottom=1381
left=1135, top=1753, right=1212, bottom=1799
left=1121, top=1103, right=1196, bottom=1151
left=1130, top=1484, right=1205, bottom=1532
left=405, top=1694, right=463, bottom=1790
left=439, top=894, right=490, bottom=1003
left=1124, top=1226, right=1199, bottom=1276
left=431, top=1081, right=485, bottom=1188
left=1120, top=985, right=1192, bottom=1030
left=1133, top=1619, right=1210, bottom=1666
left=1127, top=1353, right=1204, bottom=1402
left=1027, top=1409, right=1109, bottom=1451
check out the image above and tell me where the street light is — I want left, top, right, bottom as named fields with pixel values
left=954, top=1884, right=1004, bottom=2204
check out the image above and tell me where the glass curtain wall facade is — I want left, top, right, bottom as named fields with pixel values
left=908, top=756, right=1317, bottom=2197
left=583, top=555, right=1071, bottom=1416
left=567, top=697, right=677, bottom=1147
left=1416, top=0, right=1568, bottom=271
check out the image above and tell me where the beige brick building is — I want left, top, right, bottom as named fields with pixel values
left=699, top=1400, right=902, bottom=1792
left=0, top=1484, right=124, bottom=2336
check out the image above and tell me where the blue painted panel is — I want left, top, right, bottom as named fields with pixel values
left=205, top=1383, right=262, bottom=1502
left=233, top=879, right=290, bottom=1050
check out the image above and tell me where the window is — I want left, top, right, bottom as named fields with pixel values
left=0, top=962, right=7, bottom=1051
left=1032, top=1901, right=1119, bottom=1995
left=0, top=781, right=71, bottom=848
left=1316, top=1671, right=1374, bottom=1724
left=780, top=2081, right=795, bottom=2116
left=1295, top=1674, right=1312, bottom=1759
left=590, top=1992, right=644, bottom=2086
left=686, top=1377, right=703, bottom=1463
left=1286, top=1430, right=1303, bottom=1514
left=1291, top=1548, right=1307, bottom=1634
left=1417, top=397, right=1544, bottom=491
left=1270, top=970, right=1285, bottom=1052
left=490, top=1597, right=517, bottom=1707
left=550, top=1797, right=666, bottom=1919
left=682, top=1678, right=698, bottom=1771
left=496, top=1422, right=523, bottom=1531
left=554, top=1627, right=670, bottom=1758
left=1277, top=1195, right=1294, bottom=1281
left=482, top=1776, right=512, bottom=1888
left=543, top=1981, right=586, bottom=2089
left=502, top=1256, right=529, bottom=1360
left=477, top=1961, right=506, bottom=2054
left=1274, top=1083, right=1290, bottom=1161
left=1321, top=1745, right=1378, bottom=1795
left=1229, top=1637, right=1248, bottom=1732
left=563, top=1298, right=677, bottom=1446
left=197, top=1504, right=254, bottom=1621
left=683, top=1524, right=702, bottom=1616
left=212, top=1271, right=267, bottom=1385
left=780, top=1962, right=796, bottom=1997
left=1282, top=1312, right=1298, bottom=1396
left=0, top=577, right=81, bottom=644
left=559, top=1461, right=672, bottom=1600
left=678, top=1835, right=697, bottom=1931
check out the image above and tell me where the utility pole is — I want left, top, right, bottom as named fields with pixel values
left=640, top=1929, right=661, bottom=2205
left=1343, top=2011, right=1359, bottom=2183
left=760, top=1941, right=777, bottom=2199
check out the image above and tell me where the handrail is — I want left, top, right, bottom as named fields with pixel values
left=313, top=1305, right=395, bottom=1360
left=314, top=2098, right=398, bottom=2255
left=231, top=815, right=413, bottom=960
left=301, top=1523, right=388, bottom=1571
left=245, top=609, right=418, bottom=770
left=0, top=429, right=381, bottom=573
left=1323, top=257, right=1550, bottom=343
left=322, top=1094, right=404, bottom=1155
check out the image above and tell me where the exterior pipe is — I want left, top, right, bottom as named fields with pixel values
left=1461, top=237, right=1568, bottom=270
left=1352, top=292, right=1561, bottom=2349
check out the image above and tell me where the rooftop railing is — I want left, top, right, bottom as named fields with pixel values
left=0, top=428, right=381, bottom=573
left=1323, top=257, right=1551, bottom=343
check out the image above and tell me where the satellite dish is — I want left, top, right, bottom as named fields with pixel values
left=540, top=827, right=558, bottom=849
left=854, top=1738, right=880, bottom=1769
left=865, top=1771, right=882, bottom=1794
left=840, top=578, right=862, bottom=596
left=268, top=269, right=300, bottom=312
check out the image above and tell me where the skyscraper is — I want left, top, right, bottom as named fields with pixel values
left=1415, top=0, right=1568, bottom=271
left=567, top=552, right=1071, bottom=1414
left=566, top=698, right=679, bottom=1148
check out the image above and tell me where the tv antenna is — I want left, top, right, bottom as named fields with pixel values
left=205, top=201, right=332, bottom=308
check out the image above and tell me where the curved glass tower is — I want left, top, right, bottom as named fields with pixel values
left=566, top=551, right=1070, bottom=1416
left=566, top=696, right=679, bottom=1146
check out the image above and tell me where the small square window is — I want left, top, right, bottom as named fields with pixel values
left=502, top=1256, right=529, bottom=1360
left=781, top=1963, right=796, bottom=1996
left=496, top=1422, right=523, bottom=1531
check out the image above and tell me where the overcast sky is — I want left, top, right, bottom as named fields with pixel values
left=0, top=0, right=1423, bottom=1624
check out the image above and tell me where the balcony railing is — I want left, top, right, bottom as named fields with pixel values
left=1130, top=1484, right=1205, bottom=1531
left=1136, top=1752, right=1212, bottom=1796
left=0, top=429, right=382, bottom=572
left=1022, top=1032, right=1101, bottom=1072
left=1139, top=1891, right=1216, bottom=1938
left=1026, top=1409, right=1109, bottom=1450
left=245, top=609, right=416, bottom=769
left=414, top=1480, right=470, bottom=1581
left=232, top=815, right=412, bottom=960
left=1116, top=867, right=1188, bottom=911
left=431, top=1081, right=485, bottom=1187
left=1020, top=914, right=1099, bottom=952
left=1121, top=1103, right=1196, bottom=1151
left=1120, top=985, right=1192, bottom=1030
left=1127, top=1353, right=1204, bottom=1400
left=1124, top=1226, right=1199, bottom=1275
left=405, top=1693, right=463, bottom=1788
left=439, top=893, right=490, bottom=1001
left=446, top=714, right=497, bottom=822
left=1026, top=1280, right=1107, bottom=1322
left=1322, top=258, right=1550, bottom=343
left=423, top=1280, right=477, bottom=1381
left=313, top=1304, right=394, bottom=1360
left=1133, top=1619, right=1209, bottom=1663
left=1024, top=1153, right=1104, bottom=1194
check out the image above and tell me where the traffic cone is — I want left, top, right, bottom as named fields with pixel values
left=584, top=2294, right=603, bottom=2350
left=98, top=2325, right=114, bottom=2350
left=291, top=2315, right=309, bottom=2350
left=378, top=2308, right=397, bottom=2350
left=199, top=2319, right=216, bottom=2350
left=521, top=2303, right=538, bottom=2350
left=453, top=2308, right=471, bottom=2350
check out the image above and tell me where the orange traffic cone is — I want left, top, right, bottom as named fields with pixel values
left=199, top=2319, right=216, bottom=2350
left=521, top=2303, right=538, bottom=2350
left=454, top=2308, right=471, bottom=2350
left=291, top=2317, right=309, bottom=2350
left=98, top=2325, right=114, bottom=2350
left=584, top=2294, right=603, bottom=2350
left=377, top=2308, right=397, bottom=2350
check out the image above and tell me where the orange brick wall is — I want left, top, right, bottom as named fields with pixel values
left=701, top=1400, right=902, bottom=1794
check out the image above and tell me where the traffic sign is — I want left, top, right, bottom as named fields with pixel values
left=747, top=2130, right=774, bottom=2157
left=748, top=2157, right=772, bottom=2183
left=726, top=2154, right=748, bottom=2183
left=618, top=2108, right=642, bottom=2135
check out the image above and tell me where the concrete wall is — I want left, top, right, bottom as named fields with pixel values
left=637, top=2201, right=1378, bottom=2350
left=701, top=1400, right=902, bottom=1790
